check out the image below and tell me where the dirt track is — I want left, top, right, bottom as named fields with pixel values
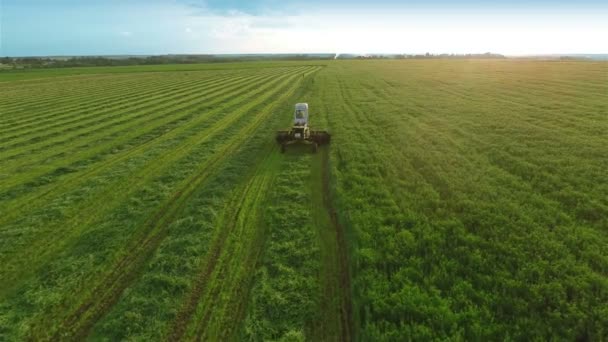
left=320, top=147, right=355, bottom=341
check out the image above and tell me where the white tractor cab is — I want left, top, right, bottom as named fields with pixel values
left=276, top=103, right=330, bottom=153
left=292, top=103, right=308, bottom=139
left=294, top=103, right=309, bottom=127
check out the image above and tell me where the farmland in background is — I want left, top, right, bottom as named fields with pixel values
left=0, top=60, right=606, bottom=340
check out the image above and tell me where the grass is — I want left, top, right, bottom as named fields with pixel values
left=311, top=59, right=608, bottom=340
left=0, top=67, right=311, bottom=290
left=0, top=61, right=324, bottom=82
left=1, top=59, right=607, bottom=341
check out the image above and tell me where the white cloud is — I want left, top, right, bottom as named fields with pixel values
left=155, top=3, right=608, bottom=54
left=120, top=31, right=133, bottom=37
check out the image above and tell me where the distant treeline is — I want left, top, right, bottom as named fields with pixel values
left=0, top=54, right=333, bottom=69
left=0, top=52, right=513, bottom=70
left=339, top=52, right=506, bottom=59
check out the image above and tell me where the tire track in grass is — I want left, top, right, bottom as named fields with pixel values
left=310, top=72, right=366, bottom=341
left=175, top=72, right=334, bottom=342
left=0, top=68, right=312, bottom=297
left=275, top=97, right=353, bottom=340
left=238, top=144, right=322, bottom=341
left=170, top=149, right=280, bottom=341
left=0, top=67, right=300, bottom=214
left=317, top=147, right=354, bottom=342
left=170, top=73, right=318, bottom=341
left=194, top=155, right=278, bottom=341
left=35, top=68, right=318, bottom=341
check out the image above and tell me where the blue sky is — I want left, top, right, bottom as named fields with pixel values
left=1, top=0, right=607, bottom=56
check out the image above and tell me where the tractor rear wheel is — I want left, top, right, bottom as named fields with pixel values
left=310, top=131, right=331, bottom=145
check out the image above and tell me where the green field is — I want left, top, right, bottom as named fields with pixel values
left=1, top=60, right=607, bottom=341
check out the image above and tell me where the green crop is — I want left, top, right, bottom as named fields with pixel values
left=1, top=59, right=606, bottom=341
left=311, top=59, right=608, bottom=340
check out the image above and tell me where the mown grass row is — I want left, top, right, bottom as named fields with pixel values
left=90, top=129, right=284, bottom=341
left=3, top=63, right=344, bottom=341
left=1, top=63, right=296, bottom=318
left=232, top=74, right=352, bottom=342
left=3, top=59, right=604, bottom=341
left=177, top=77, right=321, bottom=341
left=51, top=67, right=313, bottom=341
left=0, top=66, right=319, bottom=340
left=0, top=67, right=290, bottom=134
left=0, top=68, right=287, bottom=156
left=0, top=65, right=296, bottom=254
left=0, top=72, right=158, bottom=114
left=0, top=67, right=303, bottom=214
left=240, top=146, right=322, bottom=341
left=13, top=64, right=329, bottom=341
left=0, top=60, right=318, bottom=82
left=0, top=71, right=231, bottom=142
left=179, top=151, right=281, bottom=341
left=0, top=74, right=220, bottom=151
left=0, top=67, right=313, bottom=296
left=0, top=73, right=211, bottom=133
left=0, top=67, right=295, bottom=190
left=0, top=66, right=307, bottom=138
left=0, top=65, right=304, bottom=224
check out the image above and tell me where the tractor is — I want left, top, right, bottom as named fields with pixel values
left=276, top=103, right=330, bottom=153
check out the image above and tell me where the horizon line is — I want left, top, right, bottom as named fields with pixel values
left=3, top=52, right=608, bottom=58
